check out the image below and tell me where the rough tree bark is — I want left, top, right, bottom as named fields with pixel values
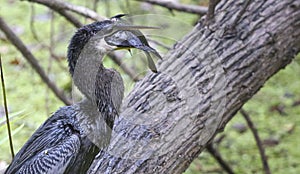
left=87, top=0, right=300, bottom=173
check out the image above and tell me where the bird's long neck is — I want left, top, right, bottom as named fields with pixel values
left=72, top=41, right=105, bottom=103
left=71, top=45, right=124, bottom=149
left=68, top=30, right=124, bottom=131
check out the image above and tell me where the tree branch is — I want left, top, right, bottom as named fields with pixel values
left=0, top=16, right=72, bottom=105
left=87, top=0, right=300, bottom=173
left=22, top=0, right=105, bottom=21
left=206, top=143, right=234, bottom=174
left=240, top=109, right=271, bottom=174
left=205, top=0, right=221, bottom=25
left=136, top=0, right=208, bottom=15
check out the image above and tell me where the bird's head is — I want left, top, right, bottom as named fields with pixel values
left=67, top=14, right=161, bottom=75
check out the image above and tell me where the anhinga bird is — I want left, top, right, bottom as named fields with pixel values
left=5, top=15, right=160, bottom=174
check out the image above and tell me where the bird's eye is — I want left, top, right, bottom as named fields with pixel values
left=111, top=17, right=118, bottom=22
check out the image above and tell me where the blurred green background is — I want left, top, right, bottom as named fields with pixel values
left=0, top=0, right=299, bottom=173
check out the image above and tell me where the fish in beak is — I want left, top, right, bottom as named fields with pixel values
left=105, top=15, right=162, bottom=73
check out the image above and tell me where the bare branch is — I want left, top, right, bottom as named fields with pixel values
left=240, top=109, right=271, bottom=174
left=0, top=16, right=72, bottom=105
left=205, top=0, right=221, bottom=25
left=22, top=0, right=106, bottom=21
left=136, top=0, right=208, bottom=15
left=206, top=143, right=234, bottom=174
left=30, top=4, right=40, bottom=41
left=92, top=0, right=100, bottom=12
left=45, top=10, right=56, bottom=116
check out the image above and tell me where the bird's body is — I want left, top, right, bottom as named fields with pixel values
left=5, top=14, right=160, bottom=174
left=5, top=106, right=81, bottom=173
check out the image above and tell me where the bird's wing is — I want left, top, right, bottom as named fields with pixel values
left=5, top=106, right=81, bottom=174
left=17, top=135, right=80, bottom=174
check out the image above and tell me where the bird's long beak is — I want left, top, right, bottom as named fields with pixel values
left=114, top=25, right=161, bottom=31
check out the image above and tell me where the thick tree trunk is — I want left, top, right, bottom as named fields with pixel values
left=88, top=0, right=300, bottom=173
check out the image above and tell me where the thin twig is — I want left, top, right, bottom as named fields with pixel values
left=0, top=17, right=71, bottom=105
left=30, top=4, right=40, bottom=41
left=93, top=0, right=100, bottom=12
left=205, top=0, right=221, bottom=25
left=29, top=6, right=70, bottom=73
left=28, top=41, right=69, bottom=72
left=104, top=0, right=111, bottom=17
left=0, top=54, right=15, bottom=159
left=45, top=10, right=55, bottom=116
left=22, top=0, right=106, bottom=21
left=240, top=109, right=271, bottom=174
left=206, top=143, right=234, bottom=174
left=135, top=0, right=208, bottom=15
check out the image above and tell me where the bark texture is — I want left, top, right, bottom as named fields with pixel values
left=88, top=0, right=300, bottom=173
